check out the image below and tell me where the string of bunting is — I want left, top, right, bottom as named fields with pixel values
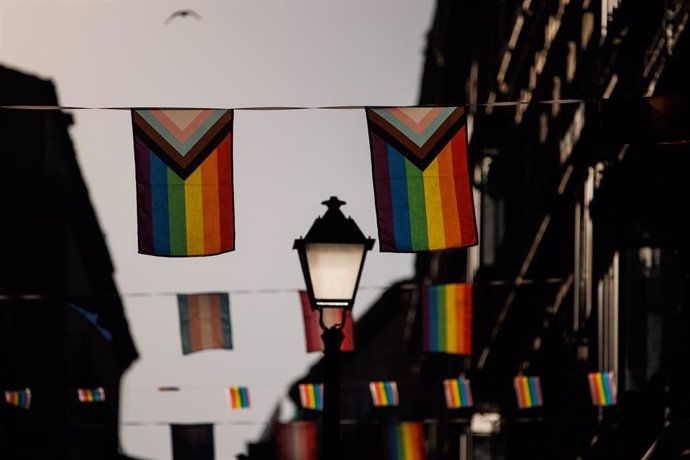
left=2, top=373, right=617, bottom=412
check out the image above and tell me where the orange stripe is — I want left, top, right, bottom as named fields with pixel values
left=437, top=144, right=462, bottom=247
left=201, top=150, right=221, bottom=254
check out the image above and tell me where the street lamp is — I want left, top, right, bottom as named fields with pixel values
left=294, top=196, right=374, bottom=460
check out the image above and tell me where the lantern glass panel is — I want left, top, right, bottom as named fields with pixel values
left=305, top=243, right=365, bottom=306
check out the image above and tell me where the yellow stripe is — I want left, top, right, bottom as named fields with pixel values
left=446, top=285, right=457, bottom=353
left=308, top=385, right=316, bottom=408
left=402, top=423, right=414, bottom=460
left=184, top=166, right=205, bottom=255
left=422, top=158, right=446, bottom=250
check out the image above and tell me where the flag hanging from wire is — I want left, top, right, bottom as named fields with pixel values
left=588, top=372, right=617, bottom=406
left=226, top=386, right=250, bottom=409
left=132, top=109, right=235, bottom=257
left=77, top=387, right=106, bottom=403
left=299, top=383, right=323, bottom=411
left=275, top=421, right=318, bottom=460
left=422, top=283, right=472, bottom=355
left=299, top=291, right=355, bottom=353
left=514, top=376, right=543, bottom=409
left=171, top=424, right=215, bottom=460
left=443, top=378, right=473, bottom=408
left=177, top=293, right=233, bottom=355
left=370, top=381, right=399, bottom=407
left=384, top=422, right=426, bottom=460
left=366, top=106, right=477, bottom=252
left=4, top=389, right=31, bottom=410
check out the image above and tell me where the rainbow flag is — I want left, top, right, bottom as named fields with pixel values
left=275, top=421, right=318, bottom=460
left=422, top=283, right=472, bottom=354
left=132, top=109, right=235, bottom=257
left=77, top=387, right=106, bottom=402
left=4, top=389, right=31, bottom=410
left=366, top=106, right=477, bottom=252
left=226, top=386, right=250, bottom=409
left=299, top=383, right=323, bottom=411
left=443, top=378, right=473, bottom=408
left=178, top=293, right=233, bottom=355
left=369, top=381, right=399, bottom=407
left=299, top=291, right=355, bottom=353
left=384, top=422, right=426, bottom=460
left=513, top=376, right=543, bottom=409
left=588, top=372, right=617, bottom=406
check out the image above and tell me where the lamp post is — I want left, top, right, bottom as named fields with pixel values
left=294, top=196, right=374, bottom=460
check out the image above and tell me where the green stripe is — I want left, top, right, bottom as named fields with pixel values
left=437, top=286, right=447, bottom=351
left=404, top=158, right=428, bottom=250
left=167, top=169, right=187, bottom=255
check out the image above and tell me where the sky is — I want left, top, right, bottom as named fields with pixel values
left=0, top=1, right=434, bottom=457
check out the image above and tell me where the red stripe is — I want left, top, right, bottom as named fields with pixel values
left=217, top=134, right=234, bottom=251
left=450, top=127, right=477, bottom=246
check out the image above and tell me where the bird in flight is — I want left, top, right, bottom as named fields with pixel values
left=165, top=10, right=203, bottom=24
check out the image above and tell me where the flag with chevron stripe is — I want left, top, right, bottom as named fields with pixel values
left=366, top=106, right=477, bottom=252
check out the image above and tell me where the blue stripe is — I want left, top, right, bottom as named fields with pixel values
left=315, top=385, right=323, bottom=410
left=149, top=151, right=170, bottom=254
left=388, top=425, right=399, bottom=460
left=219, top=294, right=233, bottom=349
left=177, top=295, right=192, bottom=354
left=528, top=378, right=541, bottom=406
left=458, top=380, right=469, bottom=406
left=384, top=383, right=395, bottom=406
left=239, top=387, right=249, bottom=407
left=601, top=374, right=613, bottom=405
left=428, top=287, right=438, bottom=351
left=387, top=145, right=412, bottom=251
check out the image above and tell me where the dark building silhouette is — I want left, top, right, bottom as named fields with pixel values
left=0, top=65, right=139, bottom=459
left=244, top=0, right=690, bottom=459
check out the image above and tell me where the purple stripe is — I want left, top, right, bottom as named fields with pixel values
left=370, top=132, right=396, bottom=251
left=134, top=135, right=153, bottom=254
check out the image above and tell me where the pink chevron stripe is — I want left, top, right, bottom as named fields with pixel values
left=148, top=110, right=215, bottom=144
left=385, top=107, right=449, bottom=136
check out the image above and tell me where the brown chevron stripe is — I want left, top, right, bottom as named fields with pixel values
left=133, top=110, right=233, bottom=178
left=366, top=106, right=465, bottom=170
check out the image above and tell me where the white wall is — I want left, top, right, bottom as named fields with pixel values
left=0, top=1, right=433, bottom=458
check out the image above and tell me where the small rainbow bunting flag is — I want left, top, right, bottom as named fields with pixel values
left=226, top=386, right=251, bottom=409
left=132, top=109, right=235, bottom=257
left=422, top=283, right=472, bottom=354
left=366, top=106, right=477, bottom=252
left=369, top=381, right=399, bottom=407
left=588, top=372, right=617, bottom=406
left=178, top=293, right=233, bottom=355
left=77, top=387, right=106, bottom=402
left=384, top=422, right=426, bottom=460
left=298, top=383, right=324, bottom=411
left=443, top=378, right=473, bottom=409
left=299, top=291, right=355, bottom=353
left=513, top=376, right=543, bottom=409
left=275, top=421, right=318, bottom=460
left=4, top=389, right=31, bottom=410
